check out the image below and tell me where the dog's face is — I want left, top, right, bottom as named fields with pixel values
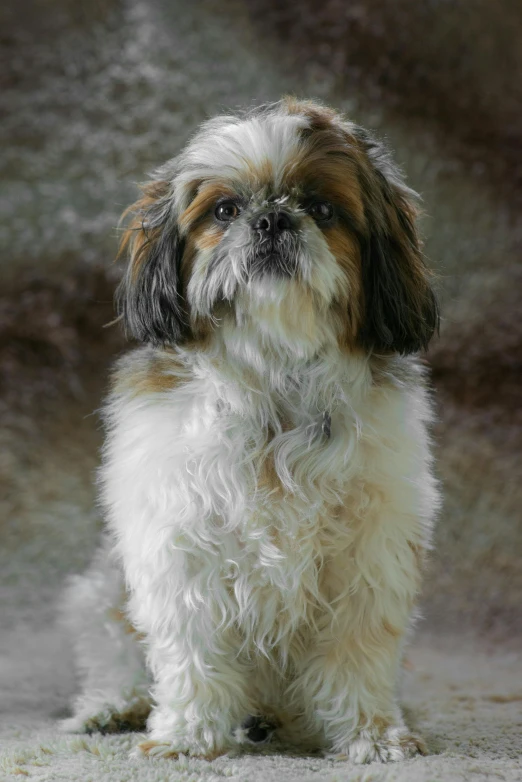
left=118, top=99, right=438, bottom=356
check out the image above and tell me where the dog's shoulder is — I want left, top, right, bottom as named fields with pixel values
left=108, top=345, right=193, bottom=402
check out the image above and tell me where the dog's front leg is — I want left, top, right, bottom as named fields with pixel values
left=123, top=551, right=255, bottom=760
left=137, top=628, right=255, bottom=759
left=296, top=624, right=426, bottom=763
left=293, top=535, right=427, bottom=763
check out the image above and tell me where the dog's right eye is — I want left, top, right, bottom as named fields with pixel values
left=215, top=202, right=240, bottom=222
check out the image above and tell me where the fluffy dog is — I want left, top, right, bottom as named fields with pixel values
left=61, top=98, right=440, bottom=764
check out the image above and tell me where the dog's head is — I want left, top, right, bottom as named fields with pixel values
left=117, top=98, right=438, bottom=356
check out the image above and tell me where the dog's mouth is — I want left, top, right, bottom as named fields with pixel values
left=248, top=246, right=297, bottom=279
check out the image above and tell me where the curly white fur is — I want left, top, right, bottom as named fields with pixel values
left=62, top=338, right=438, bottom=759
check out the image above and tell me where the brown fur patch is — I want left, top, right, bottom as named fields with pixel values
left=282, top=99, right=437, bottom=355
left=118, top=181, right=171, bottom=283
left=84, top=699, right=151, bottom=734
left=243, top=157, right=274, bottom=189
left=278, top=101, right=367, bottom=228
left=138, top=740, right=225, bottom=760
left=277, top=105, right=371, bottom=346
left=353, top=711, right=393, bottom=735
left=138, top=740, right=178, bottom=757
left=286, top=141, right=366, bottom=229
left=257, top=450, right=283, bottom=498
left=283, top=96, right=339, bottom=132
left=369, top=714, right=391, bottom=733
left=179, top=219, right=224, bottom=292
left=106, top=607, right=145, bottom=641
left=399, top=732, right=428, bottom=755
left=407, top=540, right=426, bottom=572
left=106, top=607, right=136, bottom=635
left=178, top=188, right=228, bottom=318
left=112, top=349, right=188, bottom=398
left=324, top=224, right=362, bottom=341
left=179, top=182, right=236, bottom=232
left=105, top=585, right=146, bottom=640
left=194, top=224, right=224, bottom=252
left=382, top=620, right=402, bottom=638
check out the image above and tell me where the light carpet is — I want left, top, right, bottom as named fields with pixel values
left=1, top=631, right=521, bottom=782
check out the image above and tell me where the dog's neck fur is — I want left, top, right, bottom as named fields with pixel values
left=183, top=320, right=375, bottom=447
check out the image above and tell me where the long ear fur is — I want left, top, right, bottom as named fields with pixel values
left=355, top=130, right=439, bottom=354
left=116, top=180, right=188, bottom=345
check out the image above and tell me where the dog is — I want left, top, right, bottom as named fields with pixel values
left=61, top=97, right=440, bottom=764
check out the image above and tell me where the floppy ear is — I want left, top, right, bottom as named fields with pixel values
left=116, top=180, right=188, bottom=345
left=355, top=131, right=439, bottom=355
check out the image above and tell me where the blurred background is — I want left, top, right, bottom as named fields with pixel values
left=1, top=0, right=521, bottom=720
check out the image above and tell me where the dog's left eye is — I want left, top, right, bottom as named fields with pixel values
left=307, top=202, right=334, bottom=222
left=215, top=202, right=240, bottom=222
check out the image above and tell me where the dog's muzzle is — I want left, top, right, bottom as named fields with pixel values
left=249, top=209, right=298, bottom=278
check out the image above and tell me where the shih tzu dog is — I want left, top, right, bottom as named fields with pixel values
left=61, top=98, right=440, bottom=764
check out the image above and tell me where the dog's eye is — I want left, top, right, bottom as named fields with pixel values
left=215, top=202, right=240, bottom=222
left=307, top=202, right=334, bottom=222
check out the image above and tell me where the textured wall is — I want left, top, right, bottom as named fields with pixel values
left=1, top=0, right=521, bottom=639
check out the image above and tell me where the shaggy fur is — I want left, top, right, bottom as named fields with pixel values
left=61, top=98, right=440, bottom=764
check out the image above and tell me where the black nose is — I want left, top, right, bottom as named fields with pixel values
left=252, top=211, right=293, bottom=236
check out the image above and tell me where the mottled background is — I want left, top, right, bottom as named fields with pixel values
left=1, top=0, right=521, bottom=736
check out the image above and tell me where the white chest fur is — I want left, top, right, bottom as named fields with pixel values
left=101, top=345, right=436, bottom=663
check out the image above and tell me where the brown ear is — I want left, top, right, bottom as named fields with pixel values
left=116, top=181, right=189, bottom=345
left=355, top=130, right=439, bottom=354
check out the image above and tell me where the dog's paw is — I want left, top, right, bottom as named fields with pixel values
left=134, top=739, right=225, bottom=761
left=59, top=698, right=150, bottom=735
left=335, top=726, right=427, bottom=764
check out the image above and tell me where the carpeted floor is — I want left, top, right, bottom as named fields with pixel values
left=2, top=632, right=522, bottom=781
